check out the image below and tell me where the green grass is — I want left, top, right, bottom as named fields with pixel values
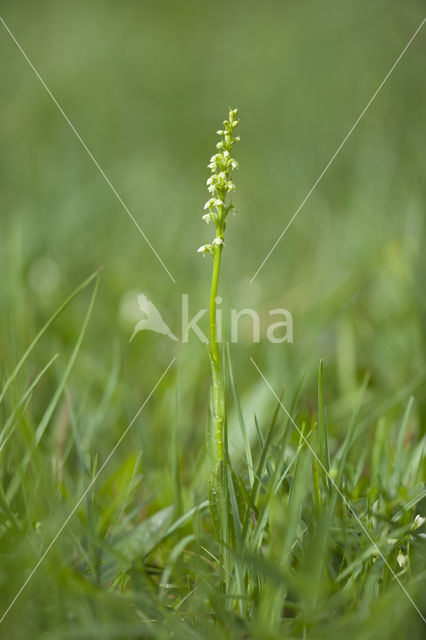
left=1, top=1, right=426, bottom=638
left=0, top=270, right=425, bottom=638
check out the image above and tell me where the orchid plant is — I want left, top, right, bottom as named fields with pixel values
left=197, top=107, right=242, bottom=541
left=198, top=107, right=240, bottom=468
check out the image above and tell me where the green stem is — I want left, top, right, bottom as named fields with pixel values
left=209, top=243, right=225, bottom=461
left=210, top=244, right=222, bottom=365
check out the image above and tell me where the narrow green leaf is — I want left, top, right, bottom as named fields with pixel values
left=6, top=275, right=101, bottom=502
left=0, top=267, right=102, bottom=404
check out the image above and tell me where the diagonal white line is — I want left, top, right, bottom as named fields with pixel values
left=250, top=17, right=426, bottom=283
left=0, top=357, right=175, bottom=625
left=0, top=15, right=176, bottom=285
left=250, top=356, right=426, bottom=624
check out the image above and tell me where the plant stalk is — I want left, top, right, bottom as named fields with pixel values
left=209, top=243, right=225, bottom=461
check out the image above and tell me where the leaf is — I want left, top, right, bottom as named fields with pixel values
left=206, top=386, right=219, bottom=467
left=6, top=275, right=101, bottom=503
left=208, top=460, right=225, bottom=540
left=227, top=344, right=254, bottom=488
left=208, top=460, right=245, bottom=544
left=115, top=505, right=174, bottom=563
left=0, top=267, right=102, bottom=405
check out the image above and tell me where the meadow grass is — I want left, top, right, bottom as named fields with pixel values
left=1, top=112, right=425, bottom=638
left=1, top=2, right=425, bottom=638
left=1, top=282, right=425, bottom=639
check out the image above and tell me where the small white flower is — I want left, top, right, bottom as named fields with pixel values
left=206, top=176, right=215, bottom=185
left=213, top=237, right=224, bottom=246
left=397, top=552, right=407, bottom=568
left=223, top=150, right=230, bottom=158
left=216, top=130, right=225, bottom=135
left=413, top=515, right=426, bottom=530
left=202, top=213, right=212, bottom=224
left=231, top=159, right=239, bottom=169
left=197, top=244, right=213, bottom=257
left=204, top=198, right=215, bottom=209
left=227, top=182, right=236, bottom=191
left=208, top=162, right=217, bottom=171
left=216, top=141, right=224, bottom=150
left=208, top=184, right=216, bottom=193
left=214, top=198, right=224, bottom=207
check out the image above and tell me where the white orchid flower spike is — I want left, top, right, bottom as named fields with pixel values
left=129, top=293, right=178, bottom=342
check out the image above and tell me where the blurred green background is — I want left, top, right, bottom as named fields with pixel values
left=0, top=0, right=425, bottom=634
left=1, top=0, right=425, bottom=505
left=2, top=0, right=425, bottom=424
